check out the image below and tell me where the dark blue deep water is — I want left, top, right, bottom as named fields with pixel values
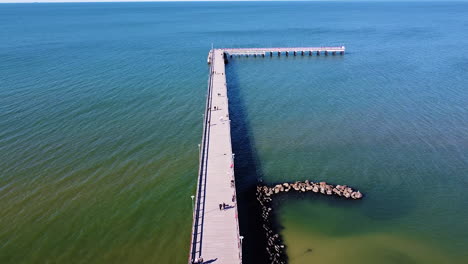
left=0, top=2, right=467, bottom=263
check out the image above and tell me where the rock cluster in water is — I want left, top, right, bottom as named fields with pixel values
left=256, top=180, right=363, bottom=264
left=261, top=180, right=363, bottom=199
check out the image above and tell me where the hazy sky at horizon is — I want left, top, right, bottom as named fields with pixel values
left=1, top=0, right=466, bottom=3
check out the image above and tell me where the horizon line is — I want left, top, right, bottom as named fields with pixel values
left=2, top=0, right=467, bottom=3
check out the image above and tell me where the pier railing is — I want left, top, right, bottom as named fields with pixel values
left=224, top=96, right=243, bottom=263
left=188, top=49, right=216, bottom=263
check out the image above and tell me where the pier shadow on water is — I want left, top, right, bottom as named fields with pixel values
left=226, top=61, right=271, bottom=264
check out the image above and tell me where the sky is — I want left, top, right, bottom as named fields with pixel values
left=0, top=0, right=465, bottom=3
left=0, top=0, right=463, bottom=3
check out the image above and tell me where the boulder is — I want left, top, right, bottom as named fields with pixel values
left=333, top=188, right=342, bottom=196
left=354, top=191, right=362, bottom=199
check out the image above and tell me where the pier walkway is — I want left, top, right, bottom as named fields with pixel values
left=189, top=49, right=241, bottom=264
left=224, top=46, right=345, bottom=56
left=189, top=46, right=345, bottom=264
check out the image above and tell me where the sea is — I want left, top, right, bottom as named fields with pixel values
left=0, top=1, right=467, bottom=264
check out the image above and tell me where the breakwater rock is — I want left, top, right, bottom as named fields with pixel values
left=260, top=180, right=363, bottom=199
left=256, top=180, right=363, bottom=264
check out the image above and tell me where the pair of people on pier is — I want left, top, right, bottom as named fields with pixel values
left=218, top=202, right=229, bottom=210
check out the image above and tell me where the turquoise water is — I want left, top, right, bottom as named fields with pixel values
left=1, top=2, right=467, bottom=263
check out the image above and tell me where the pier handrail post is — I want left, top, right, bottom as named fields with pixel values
left=191, top=195, right=195, bottom=213
left=198, top=143, right=201, bottom=161
left=239, top=236, right=244, bottom=264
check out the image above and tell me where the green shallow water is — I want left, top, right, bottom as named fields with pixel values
left=280, top=201, right=468, bottom=264
left=1, top=2, right=468, bottom=263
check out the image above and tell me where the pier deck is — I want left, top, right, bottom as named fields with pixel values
left=189, top=49, right=241, bottom=264
left=224, top=46, right=345, bottom=55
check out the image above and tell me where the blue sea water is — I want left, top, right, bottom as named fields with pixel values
left=0, top=1, right=467, bottom=263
